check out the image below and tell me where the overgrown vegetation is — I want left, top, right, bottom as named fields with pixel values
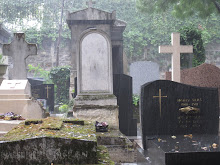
left=179, top=26, right=206, bottom=68
left=0, top=117, right=96, bottom=142
left=49, top=66, right=70, bottom=104
left=0, top=0, right=219, bottom=68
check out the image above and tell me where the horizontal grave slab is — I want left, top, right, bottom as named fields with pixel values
left=146, top=135, right=220, bottom=165
left=0, top=137, right=97, bottom=165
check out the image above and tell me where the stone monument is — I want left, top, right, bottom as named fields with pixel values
left=140, top=80, right=220, bottom=164
left=159, top=33, right=193, bottom=82
left=3, top=33, right=37, bottom=80
left=66, top=3, right=127, bottom=128
left=0, top=80, right=43, bottom=119
left=130, top=61, right=159, bottom=95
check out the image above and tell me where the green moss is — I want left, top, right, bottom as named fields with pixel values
left=40, top=117, right=63, bottom=130
left=0, top=117, right=97, bottom=142
left=97, top=145, right=115, bottom=165
left=25, top=119, right=43, bottom=125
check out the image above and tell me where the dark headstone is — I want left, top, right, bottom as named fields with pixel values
left=141, top=80, right=219, bottom=140
left=28, top=77, right=44, bottom=86
left=140, top=80, right=220, bottom=164
left=113, top=74, right=137, bottom=136
left=31, top=84, right=54, bottom=112
left=0, top=137, right=97, bottom=164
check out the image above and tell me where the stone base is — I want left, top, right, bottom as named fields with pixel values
left=73, top=105, right=119, bottom=129
left=74, top=94, right=117, bottom=106
left=0, top=98, right=44, bottom=119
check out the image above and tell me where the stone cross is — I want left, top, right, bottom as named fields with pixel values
left=159, top=33, right=193, bottom=82
left=86, top=0, right=96, bottom=8
left=3, top=33, right=37, bottom=80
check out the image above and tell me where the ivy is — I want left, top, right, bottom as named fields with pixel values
left=49, top=66, right=70, bottom=104
left=179, top=26, right=205, bottom=68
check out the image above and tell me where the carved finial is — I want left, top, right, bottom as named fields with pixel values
left=86, top=0, right=96, bottom=8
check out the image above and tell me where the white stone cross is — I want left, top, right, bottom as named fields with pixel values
left=86, top=0, right=96, bottom=8
left=3, top=33, right=37, bottom=80
left=159, top=33, right=193, bottom=82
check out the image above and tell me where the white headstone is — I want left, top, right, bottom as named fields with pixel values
left=0, top=80, right=31, bottom=95
left=78, top=31, right=113, bottom=95
left=130, top=61, right=159, bottom=95
left=159, top=32, right=193, bottom=82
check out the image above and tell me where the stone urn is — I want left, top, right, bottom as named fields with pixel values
left=0, top=64, right=8, bottom=84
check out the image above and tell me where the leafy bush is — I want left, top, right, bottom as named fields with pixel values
left=28, top=64, right=53, bottom=84
left=59, top=104, right=69, bottom=113
left=49, top=66, right=70, bottom=104
left=179, top=26, right=205, bottom=68
left=132, top=95, right=139, bottom=106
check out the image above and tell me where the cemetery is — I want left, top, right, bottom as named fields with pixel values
left=0, top=0, right=219, bottom=164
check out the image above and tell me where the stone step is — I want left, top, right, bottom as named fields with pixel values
left=0, top=94, right=29, bottom=99
left=0, top=120, right=23, bottom=132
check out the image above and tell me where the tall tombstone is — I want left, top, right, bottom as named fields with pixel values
left=66, top=4, right=126, bottom=91
left=130, top=61, right=159, bottom=95
left=3, top=33, right=37, bottom=80
left=66, top=4, right=127, bottom=128
left=113, top=74, right=137, bottom=136
left=159, top=33, right=193, bottom=82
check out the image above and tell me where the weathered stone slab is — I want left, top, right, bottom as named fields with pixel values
left=130, top=61, right=159, bottom=95
left=0, top=137, right=97, bottom=165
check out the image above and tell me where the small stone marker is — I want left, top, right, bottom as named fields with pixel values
left=159, top=32, right=193, bottom=82
left=3, top=33, right=37, bottom=80
left=86, top=0, right=96, bottom=8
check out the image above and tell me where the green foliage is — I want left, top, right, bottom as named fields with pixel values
left=49, top=66, right=70, bottom=104
left=1, top=0, right=219, bottom=67
left=59, top=104, right=69, bottom=113
left=132, top=95, right=139, bottom=106
left=0, top=54, right=6, bottom=64
left=28, top=64, right=53, bottom=84
left=179, top=26, right=205, bottom=68
left=137, top=0, right=220, bottom=19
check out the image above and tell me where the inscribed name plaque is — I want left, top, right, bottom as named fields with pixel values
left=140, top=80, right=219, bottom=140
left=79, top=32, right=112, bottom=94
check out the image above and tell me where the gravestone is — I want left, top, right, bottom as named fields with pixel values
left=130, top=61, right=159, bottom=95
left=31, top=84, right=54, bottom=112
left=72, top=30, right=118, bottom=128
left=166, top=63, right=220, bottom=104
left=140, top=80, right=220, bottom=164
left=0, top=80, right=43, bottom=119
left=113, top=74, right=137, bottom=136
left=66, top=5, right=128, bottom=128
left=3, top=33, right=37, bottom=80
left=66, top=4, right=126, bottom=95
left=159, top=33, right=193, bottom=82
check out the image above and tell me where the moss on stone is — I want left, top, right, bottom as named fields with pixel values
left=0, top=117, right=97, bottom=142
left=97, top=145, right=115, bottom=165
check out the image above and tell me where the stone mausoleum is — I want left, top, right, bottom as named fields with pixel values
left=66, top=5, right=127, bottom=128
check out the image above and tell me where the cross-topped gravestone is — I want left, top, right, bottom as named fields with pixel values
left=86, top=0, right=96, bottom=8
left=159, top=32, right=193, bottom=82
left=3, top=33, right=37, bottom=80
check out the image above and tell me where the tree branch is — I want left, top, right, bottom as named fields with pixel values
left=214, top=1, right=220, bottom=13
